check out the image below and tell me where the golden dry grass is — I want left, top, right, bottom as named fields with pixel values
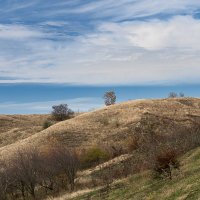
left=1, top=98, right=200, bottom=159
left=1, top=98, right=200, bottom=199
left=0, top=114, right=50, bottom=147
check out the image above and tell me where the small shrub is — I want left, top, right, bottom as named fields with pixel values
left=43, top=120, right=53, bottom=129
left=178, top=99, right=193, bottom=107
left=179, top=92, right=185, bottom=97
left=81, top=147, right=110, bottom=168
left=168, top=92, right=178, bottom=98
left=99, top=116, right=120, bottom=127
left=153, top=149, right=180, bottom=179
left=96, top=143, right=126, bottom=159
left=99, top=116, right=110, bottom=126
left=93, top=165, right=114, bottom=190
left=126, top=136, right=139, bottom=152
left=107, top=144, right=125, bottom=158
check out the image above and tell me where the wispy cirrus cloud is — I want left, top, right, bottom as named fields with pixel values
left=69, top=0, right=200, bottom=20
left=0, top=24, right=45, bottom=39
left=0, top=1, right=200, bottom=85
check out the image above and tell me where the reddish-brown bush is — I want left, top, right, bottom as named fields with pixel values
left=153, top=149, right=180, bottom=179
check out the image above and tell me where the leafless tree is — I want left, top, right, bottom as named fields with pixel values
left=168, top=92, right=178, bottom=98
left=0, top=159, right=9, bottom=200
left=103, top=91, right=116, bottom=106
left=51, top=146, right=79, bottom=191
left=179, top=92, right=185, bottom=97
left=52, top=104, right=74, bottom=121
left=0, top=144, right=81, bottom=199
left=38, top=150, right=61, bottom=194
left=11, top=147, right=42, bottom=199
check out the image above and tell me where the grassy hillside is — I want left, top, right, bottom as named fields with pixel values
left=0, top=114, right=49, bottom=147
left=55, top=147, right=200, bottom=200
left=1, top=98, right=200, bottom=200
left=1, top=98, right=200, bottom=158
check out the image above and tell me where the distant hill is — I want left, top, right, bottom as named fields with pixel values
left=1, top=97, right=200, bottom=159
left=1, top=98, right=200, bottom=199
left=0, top=114, right=49, bottom=148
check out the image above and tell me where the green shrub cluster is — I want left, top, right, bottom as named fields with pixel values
left=81, top=147, right=110, bottom=168
left=43, top=120, right=53, bottom=129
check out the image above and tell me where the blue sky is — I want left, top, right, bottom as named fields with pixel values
left=0, top=84, right=200, bottom=114
left=0, top=1, right=200, bottom=113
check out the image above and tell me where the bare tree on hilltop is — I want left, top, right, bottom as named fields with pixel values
left=168, top=92, right=178, bottom=98
left=168, top=92, right=185, bottom=98
left=52, top=104, right=74, bottom=121
left=104, top=91, right=116, bottom=106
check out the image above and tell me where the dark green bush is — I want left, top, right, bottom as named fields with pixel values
left=43, top=120, right=53, bottom=129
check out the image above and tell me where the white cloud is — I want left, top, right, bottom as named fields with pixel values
left=0, top=2, right=200, bottom=85
left=94, top=16, right=200, bottom=51
left=0, top=24, right=45, bottom=40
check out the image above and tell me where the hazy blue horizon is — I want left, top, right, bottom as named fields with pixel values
left=0, top=83, right=199, bottom=114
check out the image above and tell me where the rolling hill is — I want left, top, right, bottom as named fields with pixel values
left=1, top=98, right=200, bottom=200
left=0, top=114, right=49, bottom=148
left=1, top=97, right=200, bottom=159
left=55, top=146, right=200, bottom=200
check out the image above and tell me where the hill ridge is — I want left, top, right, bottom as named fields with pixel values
left=1, top=98, right=200, bottom=158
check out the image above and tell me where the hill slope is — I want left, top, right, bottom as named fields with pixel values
left=67, top=146, right=200, bottom=200
left=0, top=114, right=49, bottom=148
left=1, top=98, right=200, bottom=158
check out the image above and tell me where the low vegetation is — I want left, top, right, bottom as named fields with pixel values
left=80, top=147, right=110, bottom=169
left=1, top=120, right=200, bottom=199
left=168, top=92, right=185, bottom=98
left=43, top=120, right=54, bottom=129
left=153, top=149, right=180, bottom=179
left=71, top=147, right=200, bottom=200
left=0, top=144, right=80, bottom=199
left=0, top=98, right=200, bottom=199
